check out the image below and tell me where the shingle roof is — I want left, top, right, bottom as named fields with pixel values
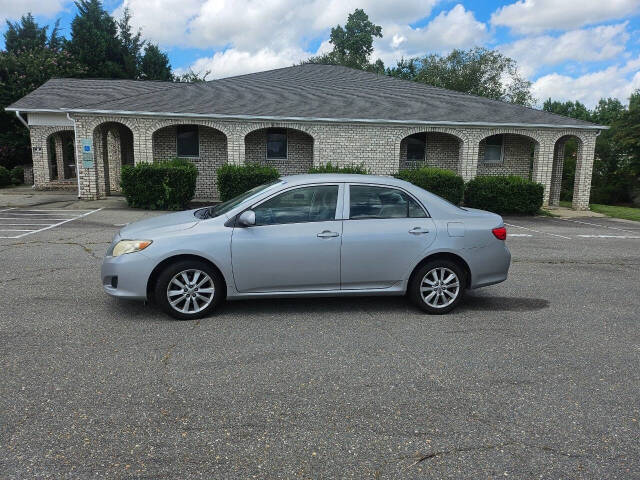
left=6, top=64, right=601, bottom=128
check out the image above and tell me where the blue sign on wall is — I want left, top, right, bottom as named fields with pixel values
left=81, top=138, right=94, bottom=168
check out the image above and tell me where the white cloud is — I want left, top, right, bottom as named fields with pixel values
left=116, top=0, right=440, bottom=50
left=374, top=4, right=488, bottom=66
left=531, top=57, right=640, bottom=107
left=180, top=47, right=310, bottom=79
left=0, top=0, right=68, bottom=22
left=500, top=23, right=630, bottom=77
left=491, top=0, right=640, bottom=33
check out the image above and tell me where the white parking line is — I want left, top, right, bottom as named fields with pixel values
left=577, top=234, right=640, bottom=239
left=505, top=222, right=571, bottom=240
left=0, top=208, right=102, bottom=239
left=509, top=233, right=533, bottom=237
left=553, top=217, right=638, bottom=234
left=0, top=212, right=83, bottom=217
left=0, top=208, right=15, bottom=213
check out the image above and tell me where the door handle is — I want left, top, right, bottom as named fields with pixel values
left=317, top=230, right=340, bottom=238
left=409, top=227, right=430, bottom=235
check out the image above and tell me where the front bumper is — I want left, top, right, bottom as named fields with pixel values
left=101, top=251, right=154, bottom=300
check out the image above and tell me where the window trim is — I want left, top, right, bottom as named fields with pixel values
left=345, top=183, right=430, bottom=220
left=246, top=183, right=343, bottom=226
left=482, top=134, right=504, bottom=165
left=176, top=125, right=200, bottom=158
left=265, top=128, right=288, bottom=160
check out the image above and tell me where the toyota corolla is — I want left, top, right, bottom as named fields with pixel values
left=102, top=174, right=510, bottom=320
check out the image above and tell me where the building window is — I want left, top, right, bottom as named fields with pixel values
left=406, top=133, right=426, bottom=162
left=177, top=125, right=199, bottom=157
left=266, top=128, right=287, bottom=159
left=483, top=134, right=504, bottom=164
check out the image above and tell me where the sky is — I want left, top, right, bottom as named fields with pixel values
left=1, top=0, right=640, bottom=108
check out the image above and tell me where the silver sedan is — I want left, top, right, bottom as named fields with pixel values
left=101, top=174, right=511, bottom=319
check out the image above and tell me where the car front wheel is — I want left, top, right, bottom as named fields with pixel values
left=409, top=260, right=466, bottom=314
left=155, top=260, right=224, bottom=320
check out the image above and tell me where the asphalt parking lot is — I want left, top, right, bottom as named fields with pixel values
left=1, top=204, right=639, bottom=479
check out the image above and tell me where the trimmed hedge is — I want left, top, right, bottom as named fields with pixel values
left=0, top=166, right=11, bottom=187
left=217, top=164, right=279, bottom=202
left=308, top=162, right=369, bottom=174
left=121, top=158, right=198, bottom=210
left=395, top=167, right=464, bottom=205
left=464, top=175, right=543, bottom=215
left=10, top=166, right=24, bottom=185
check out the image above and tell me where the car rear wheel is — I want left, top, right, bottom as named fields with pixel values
left=409, top=260, right=465, bottom=314
left=155, top=260, right=224, bottom=320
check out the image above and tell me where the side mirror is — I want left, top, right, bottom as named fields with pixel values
left=237, top=210, right=256, bottom=227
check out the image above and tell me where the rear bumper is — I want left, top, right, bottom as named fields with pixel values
left=101, top=252, right=153, bottom=300
left=467, top=241, right=511, bottom=289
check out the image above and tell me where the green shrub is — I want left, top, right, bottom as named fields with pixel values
left=121, top=158, right=198, bottom=210
left=308, top=162, right=369, bottom=174
left=0, top=166, right=11, bottom=187
left=395, top=167, right=464, bottom=205
left=10, top=166, right=24, bottom=185
left=217, top=164, right=280, bottom=202
left=464, top=175, right=543, bottom=215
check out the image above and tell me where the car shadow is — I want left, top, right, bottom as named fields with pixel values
left=107, top=293, right=549, bottom=320
left=458, top=294, right=549, bottom=312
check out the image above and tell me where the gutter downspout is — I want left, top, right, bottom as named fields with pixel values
left=66, top=113, right=81, bottom=198
left=15, top=111, right=29, bottom=129
left=14, top=111, right=36, bottom=190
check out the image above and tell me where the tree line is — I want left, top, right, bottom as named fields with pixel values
left=1, top=4, right=638, bottom=205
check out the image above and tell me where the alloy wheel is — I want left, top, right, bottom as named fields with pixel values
left=420, top=267, right=460, bottom=308
left=166, top=269, right=215, bottom=314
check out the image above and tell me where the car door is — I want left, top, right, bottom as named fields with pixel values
left=340, top=184, right=436, bottom=290
left=231, top=183, right=343, bottom=293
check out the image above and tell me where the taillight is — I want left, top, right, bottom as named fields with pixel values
left=492, top=226, right=507, bottom=240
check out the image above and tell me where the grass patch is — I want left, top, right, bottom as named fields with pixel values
left=537, top=208, right=558, bottom=217
left=558, top=199, right=640, bottom=221
left=589, top=204, right=640, bottom=222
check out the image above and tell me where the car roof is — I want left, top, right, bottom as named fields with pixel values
left=280, top=173, right=411, bottom=187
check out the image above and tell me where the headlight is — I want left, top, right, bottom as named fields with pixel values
left=112, top=239, right=152, bottom=257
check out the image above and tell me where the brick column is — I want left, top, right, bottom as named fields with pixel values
left=458, top=137, right=480, bottom=181
left=549, top=141, right=565, bottom=206
left=532, top=141, right=554, bottom=206
left=227, top=133, right=244, bottom=165
left=33, top=133, right=52, bottom=186
left=106, top=128, right=122, bottom=193
left=572, top=135, right=597, bottom=210
left=54, top=134, right=65, bottom=180
left=73, top=119, right=100, bottom=200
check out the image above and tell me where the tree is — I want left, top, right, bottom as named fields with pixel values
left=176, top=68, right=210, bottom=83
left=613, top=90, right=640, bottom=179
left=544, top=97, right=637, bottom=204
left=140, top=44, right=172, bottom=80
left=543, top=99, right=591, bottom=121
left=0, top=16, right=85, bottom=168
left=117, top=7, right=144, bottom=78
left=307, top=9, right=383, bottom=71
left=68, top=0, right=127, bottom=78
left=393, top=48, right=533, bottom=106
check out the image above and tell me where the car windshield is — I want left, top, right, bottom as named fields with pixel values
left=195, top=180, right=283, bottom=219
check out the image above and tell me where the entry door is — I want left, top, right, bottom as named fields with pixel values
left=232, top=184, right=343, bottom=292
left=341, top=184, right=436, bottom=289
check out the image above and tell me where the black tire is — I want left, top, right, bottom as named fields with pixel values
left=154, top=259, right=225, bottom=320
left=409, top=259, right=466, bottom=314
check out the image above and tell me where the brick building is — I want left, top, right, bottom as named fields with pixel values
left=6, top=64, right=605, bottom=209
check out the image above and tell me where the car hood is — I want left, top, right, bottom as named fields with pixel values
left=119, top=210, right=199, bottom=238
